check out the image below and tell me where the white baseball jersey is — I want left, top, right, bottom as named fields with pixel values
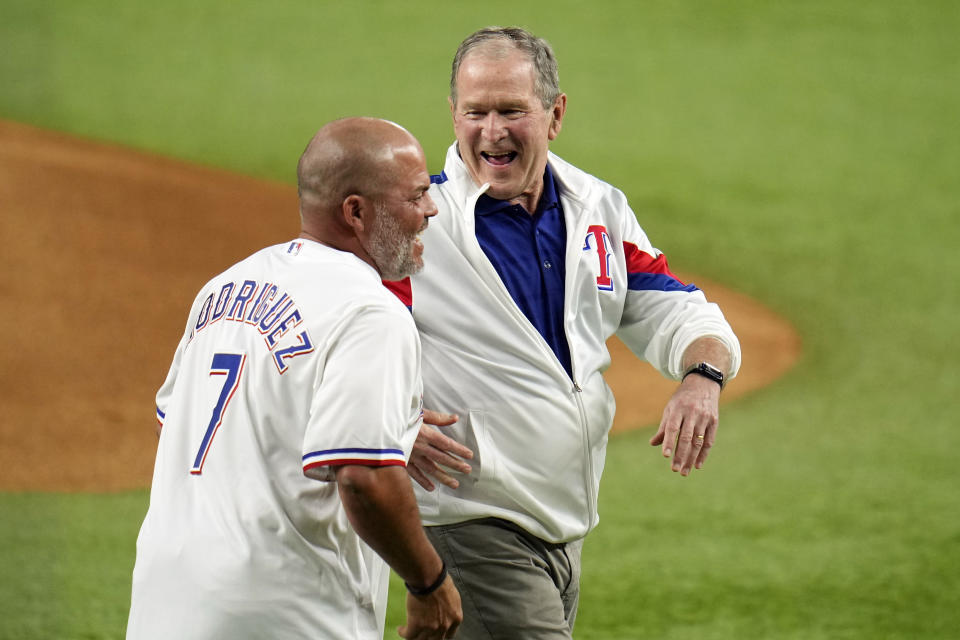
left=127, top=239, right=422, bottom=640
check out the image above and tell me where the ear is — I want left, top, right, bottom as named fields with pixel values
left=448, top=95, right=456, bottom=121
left=341, top=194, right=372, bottom=234
left=547, top=93, right=567, bottom=141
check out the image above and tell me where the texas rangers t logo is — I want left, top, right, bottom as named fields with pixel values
left=584, top=225, right=613, bottom=291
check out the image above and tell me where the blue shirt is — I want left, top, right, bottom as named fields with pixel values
left=474, top=166, right=572, bottom=377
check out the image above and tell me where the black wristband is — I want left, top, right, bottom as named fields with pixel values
left=682, top=362, right=725, bottom=389
left=405, top=561, right=447, bottom=597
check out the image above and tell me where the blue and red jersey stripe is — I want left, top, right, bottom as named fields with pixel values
left=302, top=447, right=407, bottom=472
left=623, top=242, right=698, bottom=293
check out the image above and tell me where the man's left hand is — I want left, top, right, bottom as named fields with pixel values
left=649, top=374, right=721, bottom=476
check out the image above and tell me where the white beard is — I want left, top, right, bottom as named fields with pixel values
left=366, top=201, right=423, bottom=281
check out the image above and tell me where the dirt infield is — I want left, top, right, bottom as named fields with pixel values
left=0, top=120, right=800, bottom=492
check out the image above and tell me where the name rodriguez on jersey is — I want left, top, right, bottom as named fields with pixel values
left=189, top=278, right=314, bottom=375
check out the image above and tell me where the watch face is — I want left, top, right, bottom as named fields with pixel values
left=701, top=363, right=722, bottom=379
left=687, top=362, right=724, bottom=387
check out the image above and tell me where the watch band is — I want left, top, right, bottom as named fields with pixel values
left=683, top=362, right=725, bottom=389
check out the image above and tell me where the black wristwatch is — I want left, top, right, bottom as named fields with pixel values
left=683, top=362, right=725, bottom=389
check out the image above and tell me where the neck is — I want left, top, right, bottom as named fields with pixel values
left=299, top=230, right=381, bottom=275
left=473, top=182, right=543, bottom=216
left=508, top=187, right=541, bottom=215
left=298, top=230, right=329, bottom=247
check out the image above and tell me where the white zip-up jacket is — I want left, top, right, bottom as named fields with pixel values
left=407, top=143, right=741, bottom=543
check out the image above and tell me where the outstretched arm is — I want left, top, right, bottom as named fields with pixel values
left=335, top=464, right=462, bottom=639
left=650, top=336, right=733, bottom=476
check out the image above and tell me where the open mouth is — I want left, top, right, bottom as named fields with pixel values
left=481, top=151, right=517, bottom=167
left=413, top=224, right=427, bottom=249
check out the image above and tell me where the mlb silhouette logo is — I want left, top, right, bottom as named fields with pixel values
left=287, top=241, right=303, bottom=256
left=583, top=225, right=613, bottom=291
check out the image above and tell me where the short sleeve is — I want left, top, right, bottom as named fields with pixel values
left=302, top=305, right=422, bottom=481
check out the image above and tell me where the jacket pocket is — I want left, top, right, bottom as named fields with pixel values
left=464, top=410, right=498, bottom=486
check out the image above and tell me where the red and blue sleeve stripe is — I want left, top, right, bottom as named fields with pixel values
left=302, top=447, right=407, bottom=473
left=623, top=242, right=698, bottom=293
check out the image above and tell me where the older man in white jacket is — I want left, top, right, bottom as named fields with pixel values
left=387, top=26, right=742, bottom=640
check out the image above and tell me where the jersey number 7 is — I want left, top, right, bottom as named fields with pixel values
left=191, top=352, right=246, bottom=475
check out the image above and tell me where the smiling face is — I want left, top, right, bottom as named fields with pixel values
left=450, top=45, right=566, bottom=213
left=363, top=145, right=437, bottom=280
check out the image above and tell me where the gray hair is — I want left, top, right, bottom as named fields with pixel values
left=449, top=26, right=561, bottom=109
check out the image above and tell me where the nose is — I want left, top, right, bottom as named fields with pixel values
left=480, top=112, right=507, bottom=142
left=423, top=191, right=439, bottom=220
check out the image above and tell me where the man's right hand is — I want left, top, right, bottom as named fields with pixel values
left=398, top=575, right=462, bottom=639
left=407, top=411, right=473, bottom=491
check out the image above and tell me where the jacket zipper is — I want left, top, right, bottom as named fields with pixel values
left=571, top=381, right=596, bottom=527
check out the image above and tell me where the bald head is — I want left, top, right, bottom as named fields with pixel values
left=294, top=117, right=436, bottom=278
left=297, top=117, right=421, bottom=211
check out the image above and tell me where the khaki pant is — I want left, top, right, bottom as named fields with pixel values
left=425, top=518, right=582, bottom=640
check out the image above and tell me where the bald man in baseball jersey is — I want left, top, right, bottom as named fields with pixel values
left=127, top=118, right=461, bottom=640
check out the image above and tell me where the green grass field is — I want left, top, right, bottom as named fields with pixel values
left=2, top=1, right=958, bottom=638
